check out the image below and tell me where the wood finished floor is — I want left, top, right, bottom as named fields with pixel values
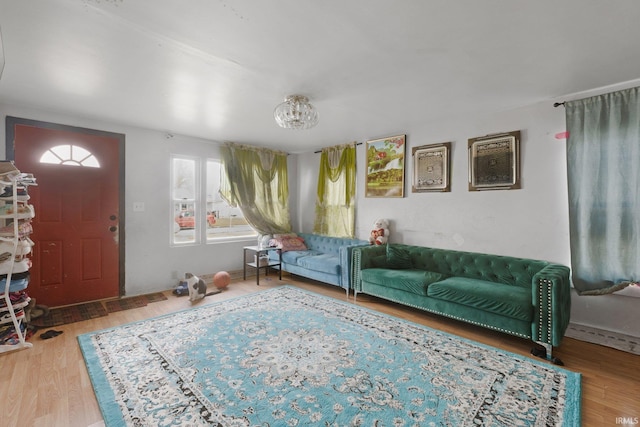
left=1, top=274, right=638, bottom=427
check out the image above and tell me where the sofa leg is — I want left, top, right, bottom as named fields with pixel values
left=531, top=342, right=564, bottom=366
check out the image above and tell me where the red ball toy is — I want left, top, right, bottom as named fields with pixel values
left=213, top=271, right=231, bottom=289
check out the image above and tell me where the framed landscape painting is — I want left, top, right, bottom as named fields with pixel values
left=468, top=131, right=521, bottom=191
left=412, top=142, right=451, bottom=192
left=365, top=134, right=405, bottom=198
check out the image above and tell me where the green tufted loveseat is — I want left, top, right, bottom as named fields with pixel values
left=352, top=244, right=571, bottom=363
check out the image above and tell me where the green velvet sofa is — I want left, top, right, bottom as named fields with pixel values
left=352, top=244, right=571, bottom=364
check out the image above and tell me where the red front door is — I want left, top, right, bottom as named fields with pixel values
left=10, top=119, right=123, bottom=306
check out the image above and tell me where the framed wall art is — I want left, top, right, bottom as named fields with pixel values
left=468, top=130, right=520, bottom=191
left=412, top=142, right=451, bottom=192
left=365, top=134, right=405, bottom=198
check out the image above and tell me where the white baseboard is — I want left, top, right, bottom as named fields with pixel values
left=565, top=323, right=640, bottom=355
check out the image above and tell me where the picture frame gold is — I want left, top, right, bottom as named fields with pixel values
left=412, top=142, right=451, bottom=192
left=365, top=134, right=405, bottom=198
left=468, top=131, right=520, bottom=191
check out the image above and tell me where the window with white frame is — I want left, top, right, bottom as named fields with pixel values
left=172, top=156, right=199, bottom=245
left=171, top=156, right=256, bottom=245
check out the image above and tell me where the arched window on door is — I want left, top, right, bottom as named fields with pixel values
left=39, top=144, right=100, bottom=168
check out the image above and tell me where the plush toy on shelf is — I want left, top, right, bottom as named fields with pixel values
left=369, top=218, right=389, bottom=245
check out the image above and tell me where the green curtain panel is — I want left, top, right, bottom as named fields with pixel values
left=220, top=143, right=291, bottom=236
left=313, top=143, right=356, bottom=237
left=565, top=87, right=640, bottom=295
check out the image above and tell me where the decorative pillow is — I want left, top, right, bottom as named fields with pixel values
left=386, top=244, right=412, bottom=269
left=268, top=233, right=295, bottom=248
left=269, top=234, right=308, bottom=252
left=272, top=233, right=299, bottom=239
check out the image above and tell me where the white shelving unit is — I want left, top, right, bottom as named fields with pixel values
left=0, top=162, right=36, bottom=354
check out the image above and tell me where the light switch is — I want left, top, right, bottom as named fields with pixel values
left=133, top=202, right=145, bottom=212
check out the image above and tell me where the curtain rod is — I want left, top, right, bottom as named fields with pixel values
left=553, top=102, right=565, bottom=107
left=314, top=142, right=362, bottom=154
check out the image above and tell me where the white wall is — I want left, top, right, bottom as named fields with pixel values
left=295, top=84, right=640, bottom=339
left=0, top=103, right=282, bottom=297
left=296, top=100, right=571, bottom=263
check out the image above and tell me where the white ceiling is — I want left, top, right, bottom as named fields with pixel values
left=1, top=0, right=640, bottom=153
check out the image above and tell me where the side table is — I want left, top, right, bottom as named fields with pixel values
left=243, top=245, right=282, bottom=285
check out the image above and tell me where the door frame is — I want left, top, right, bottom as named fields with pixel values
left=5, top=116, right=126, bottom=297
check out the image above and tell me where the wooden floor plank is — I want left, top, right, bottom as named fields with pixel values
left=0, top=274, right=637, bottom=426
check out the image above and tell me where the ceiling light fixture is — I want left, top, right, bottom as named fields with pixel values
left=274, top=95, right=319, bottom=130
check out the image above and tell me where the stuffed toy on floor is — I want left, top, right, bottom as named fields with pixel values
left=172, top=280, right=189, bottom=296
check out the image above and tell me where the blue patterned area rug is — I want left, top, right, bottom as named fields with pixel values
left=79, top=286, right=581, bottom=426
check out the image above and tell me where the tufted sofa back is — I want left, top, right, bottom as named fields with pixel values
left=298, top=233, right=367, bottom=257
left=395, top=244, right=549, bottom=289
